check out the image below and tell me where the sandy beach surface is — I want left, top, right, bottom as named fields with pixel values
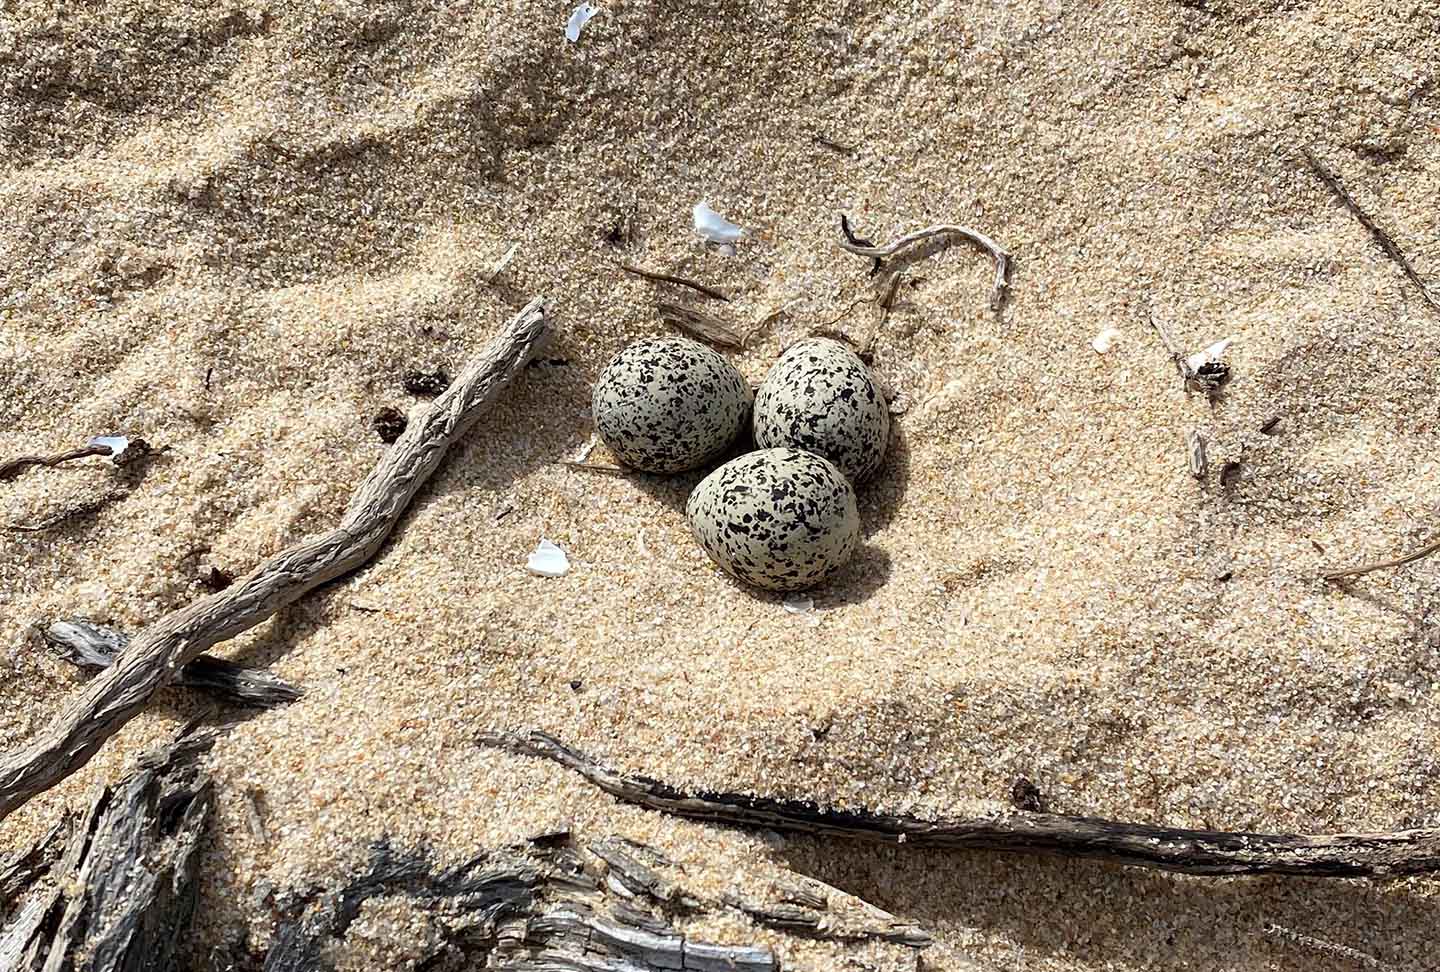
left=3, top=1, right=1439, bottom=968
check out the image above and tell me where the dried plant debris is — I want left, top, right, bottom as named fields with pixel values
left=838, top=215, right=1012, bottom=311
left=1010, top=777, right=1046, bottom=813
left=619, top=262, right=731, bottom=302
left=657, top=301, right=747, bottom=349
left=0, top=437, right=120, bottom=482
left=42, top=618, right=302, bottom=709
left=1302, top=146, right=1440, bottom=314
left=482, top=729, right=1440, bottom=878
left=0, top=730, right=215, bottom=972
left=1263, top=922, right=1392, bottom=970
left=262, top=838, right=781, bottom=972
left=401, top=369, right=450, bottom=396
left=1260, top=415, right=1282, bottom=435
left=371, top=406, right=408, bottom=443
left=1323, top=535, right=1440, bottom=582
left=1187, top=429, right=1208, bottom=480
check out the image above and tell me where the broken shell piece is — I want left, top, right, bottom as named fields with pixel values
left=87, top=435, right=130, bottom=461
left=565, top=3, right=599, bottom=42
left=782, top=595, right=814, bottom=614
left=526, top=539, right=570, bottom=577
left=693, top=201, right=743, bottom=245
left=1091, top=327, right=1122, bottom=354
left=1185, top=338, right=1232, bottom=375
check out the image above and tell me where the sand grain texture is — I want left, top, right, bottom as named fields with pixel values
left=2, top=1, right=1439, bottom=969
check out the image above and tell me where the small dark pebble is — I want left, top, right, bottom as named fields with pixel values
left=372, top=407, right=407, bottom=443
left=569, top=678, right=583, bottom=692
left=402, top=369, right=450, bottom=396
left=1011, top=777, right=1046, bottom=813
left=200, top=566, right=233, bottom=591
left=1215, top=569, right=1234, bottom=583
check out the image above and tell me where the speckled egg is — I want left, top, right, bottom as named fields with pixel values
left=592, top=337, right=751, bottom=473
left=752, top=338, right=890, bottom=482
left=686, top=448, right=860, bottom=592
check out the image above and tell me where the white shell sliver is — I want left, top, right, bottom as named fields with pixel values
left=565, top=3, right=599, bottom=42
left=1091, top=327, right=1121, bottom=354
left=693, top=201, right=743, bottom=245
left=526, top=539, right=571, bottom=577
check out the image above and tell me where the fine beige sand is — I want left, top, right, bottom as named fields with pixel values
left=3, top=1, right=1439, bottom=968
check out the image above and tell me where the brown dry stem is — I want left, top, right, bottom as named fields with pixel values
left=1323, top=535, right=1440, bottom=581
left=618, top=262, right=731, bottom=302
left=838, top=223, right=1011, bottom=311
left=481, top=729, right=1440, bottom=878
left=1302, top=146, right=1440, bottom=315
left=0, top=298, right=552, bottom=821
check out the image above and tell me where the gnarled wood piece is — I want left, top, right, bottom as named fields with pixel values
left=0, top=299, right=552, bottom=821
left=43, top=619, right=302, bottom=709
left=0, top=730, right=214, bottom=972
left=480, top=730, right=1440, bottom=879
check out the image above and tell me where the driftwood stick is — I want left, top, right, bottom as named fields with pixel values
left=480, top=730, right=1440, bottom=878
left=1302, top=147, right=1440, bottom=314
left=656, top=301, right=747, bottom=349
left=838, top=221, right=1011, bottom=311
left=618, top=263, right=731, bottom=302
left=1323, top=535, right=1440, bottom=581
left=0, top=299, right=552, bottom=821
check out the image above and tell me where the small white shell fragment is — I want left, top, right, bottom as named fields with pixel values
left=782, top=595, right=814, bottom=614
left=1091, top=327, right=1122, bottom=354
left=568, top=432, right=599, bottom=464
left=526, top=539, right=570, bottom=577
left=487, top=242, right=519, bottom=283
left=87, top=435, right=130, bottom=461
left=693, top=201, right=743, bottom=245
left=1185, top=337, right=1232, bottom=374
left=564, top=3, right=599, bottom=42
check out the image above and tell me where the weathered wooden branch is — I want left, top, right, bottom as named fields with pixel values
left=42, top=619, right=302, bottom=709
left=0, top=298, right=552, bottom=821
left=480, top=730, right=1440, bottom=879
left=0, top=730, right=215, bottom=972
left=0, top=443, right=111, bottom=482
left=261, top=838, right=781, bottom=972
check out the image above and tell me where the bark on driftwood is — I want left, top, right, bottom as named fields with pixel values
left=0, top=730, right=215, bottom=972
left=42, top=620, right=302, bottom=709
left=0, top=298, right=552, bottom=821
left=481, top=730, right=1440, bottom=879
left=261, top=839, right=784, bottom=972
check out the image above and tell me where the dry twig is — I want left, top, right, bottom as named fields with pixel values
left=481, top=730, right=1440, bottom=878
left=618, top=262, right=731, bottom=302
left=0, top=299, right=552, bottom=821
left=0, top=443, right=111, bottom=482
left=1263, top=922, right=1390, bottom=970
left=838, top=219, right=1011, bottom=311
left=1323, top=535, right=1440, bottom=581
left=1302, top=147, right=1440, bottom=314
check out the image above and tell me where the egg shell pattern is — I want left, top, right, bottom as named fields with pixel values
left=752, top=337, right=890, bottom=482
left=592, top=337, right=752, bottom=473
left=686, top=448, right=860, bottom=592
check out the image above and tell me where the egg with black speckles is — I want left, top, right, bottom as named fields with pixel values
left=686, top=448, right=860, bottom=592
left=592, top=337, right=752, bottom=473
left=752, top=337, right=890, bottom=482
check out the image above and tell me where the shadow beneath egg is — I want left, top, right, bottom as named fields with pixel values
left=818, top=542, right=892, bottom=607
left=856, top=421, right=910, bottom=539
